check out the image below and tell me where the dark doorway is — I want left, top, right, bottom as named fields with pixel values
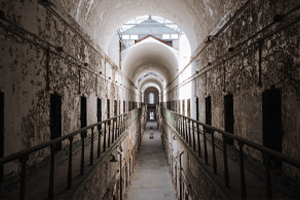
left=119, top=100, right=121, bottom=115
left=196, top=97, right=199, bottom=121
left=50, top=94, right=62, bottom=150
left=97, top=98, right=102, bottom=122
left=81, top=96, right=87, bottom=137
left=205, top=96, right=212, bottom=133
left=224, top=94, right=234, bottom=145
left=123, top=100, right=125, bottom=113
left=114, top=100, right=117, bottom=117
left=107, top=99, right=110, bottom=119
left=263, top=89, right=282, bottom=169
left=0, top=92, right=4, bottom=184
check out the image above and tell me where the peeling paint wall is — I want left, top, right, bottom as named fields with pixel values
left=0, top=0, right=139, bottom=179
left=165, top=0, right=300, bottom=177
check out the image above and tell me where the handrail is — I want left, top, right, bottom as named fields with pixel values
left=162, top=108, right=300, bottom=168
left=160, top=107, right=300, bottom=200
left=0, top=107, right=140, bottom=166
left=0, top=106, right=144, bottom=199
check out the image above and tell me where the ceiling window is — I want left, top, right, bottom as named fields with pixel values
left=162, top=34, right=170, bottom=39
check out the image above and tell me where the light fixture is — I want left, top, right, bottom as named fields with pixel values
left=37, top=0, right=54, bottom=6
left=109, top=154, right=118, bottom=162
left=205, top=35, right=214, bottom=43
left=173, top=135, right=177, bottom=140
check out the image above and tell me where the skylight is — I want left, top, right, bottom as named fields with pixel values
left=118, top=15, right=182, bottom=34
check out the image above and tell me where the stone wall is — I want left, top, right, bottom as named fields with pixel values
left=0, top=0, right=139, bottom=179
left=165, top=0, right=300, bottom=177
left=159, top=116, right=222, bottom=200
left=73, top=110, right=144, bottom=200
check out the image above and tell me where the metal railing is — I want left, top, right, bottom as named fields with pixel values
left=0, top=106, right=144, bottom=199
left=160, top=107, right=300, bottom=200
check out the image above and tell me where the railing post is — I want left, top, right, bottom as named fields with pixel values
left=108, top=120, right=111, bottom=147
left=112, top=119, right=115, bottom=144
left=203, top=127, right=208, bottom=164
left=239, top=142, right=247, bottom=200
left=90, top=127, right=94, bottom=165
left=197, top=123, right=201, bottom=157
left=115, top=118, right=118, bottom=140
left=223, top=135, right=229, bottom=187
left=97, top=124, right=101, bottom=158
left=192, top=121, right=196, bottom=151
left=264, top=154, right=273, bottom=200
left=80, top=131, right=85, bottom=175
left=211, top=131, right=217, bottom=174
left=68, top=136, right=73, bottom=189
left=19, top=156, right=28, bottom=200
left=103, top=122, right=107, bottom=152
left=118, top=116, right=120, bottom=137
left=188, top=119, right=192, bottom=147
left=185, top=118, right=189, bottom=143
left=48, top=145, right=55, bottom=199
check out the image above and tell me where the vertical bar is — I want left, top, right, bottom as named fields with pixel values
left=80, top=132, right=85, bottom=175
left=192, top=121, right=195, bottom=151
left=19, top=156, right=27, bottom=200
left=223, top=136, right=229, bottom=187
left=188, top=119, right=191, bottom=147
left=97, top=124, right=101, bottom=158
left=108, top=120, right=111, bottom=147
left=197, top=123, right=201, bottom=157
left=239, top=142, right=247, bottom=200
left=68, top=136, right=73, bottom=189
left=211, top=131, right=217, bottom=174
left=90, top=127, right=94, bottom=165
left=204, top=127, right=208, bottom=164
left=48, top=145, right=55, bottom=199
left=103, top=122, right=107, bottom=152
left=185, top=118, right=188, bottom=143
left=112, top=119, right=115, bottom=144
left=118, top=116, right=120, bottom=137
left=265, top=154, right=273, bottom=200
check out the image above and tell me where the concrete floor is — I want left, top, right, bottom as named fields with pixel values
left=124, top=121, right=177, bottom=200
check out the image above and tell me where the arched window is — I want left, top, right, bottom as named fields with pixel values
left=149, top=93, right=154, bottom=104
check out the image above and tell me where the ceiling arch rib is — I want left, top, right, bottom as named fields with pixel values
left=122, top=37, right=178, bottom=85
left=58, top=0, right=247, bottom=54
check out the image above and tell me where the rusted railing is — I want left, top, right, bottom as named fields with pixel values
left=0, top=106, right=144, bottom=199
left=160, top=107, right=300, bottom=200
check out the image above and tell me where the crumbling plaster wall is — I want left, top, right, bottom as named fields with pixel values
left=159, top=118, right=222, bottom=200
left=165, top=0, right=300, bottom=176
left=73, top=109, right=144, bottom=200
left=0, top=0, right=139, bottom=177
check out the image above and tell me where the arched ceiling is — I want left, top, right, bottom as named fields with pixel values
left=57, top=0, right=247, bottom=54
left=122, top=37, right=178, bottom=84
left=139, top=76, right=164, bottom=92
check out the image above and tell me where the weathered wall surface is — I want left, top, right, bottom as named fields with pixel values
left=0, top=0, right=139, bottom=178
left=73, top=111, right=144, bottom=200
left=164, top=0, right=300, bottom=176
left=159, top=116, right=222, bottom=200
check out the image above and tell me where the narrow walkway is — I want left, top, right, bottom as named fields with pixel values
left=125, top=121, right=177, bottom=200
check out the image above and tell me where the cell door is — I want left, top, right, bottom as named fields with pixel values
left=123, top=100, right=125, bottom=113
left=196, top=97, right=199, bottom=121
left=107, top=99, right=110, bottom=119
left=81, top=96, right=87, bottom=137
left=263, top=89, right=282, bottom=169
left=50, top=94, right=62, bottom=150
left=224, top=94, right=234, bottom=145
left=0, top=92, right=4, bottom=184
left=97, top=98, right=102, bottom=122
left=114, top=100, right=117, bottom=117
left=119, top=100, right=121, bottom=115
left=205, top=96, right=212, bottom=133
